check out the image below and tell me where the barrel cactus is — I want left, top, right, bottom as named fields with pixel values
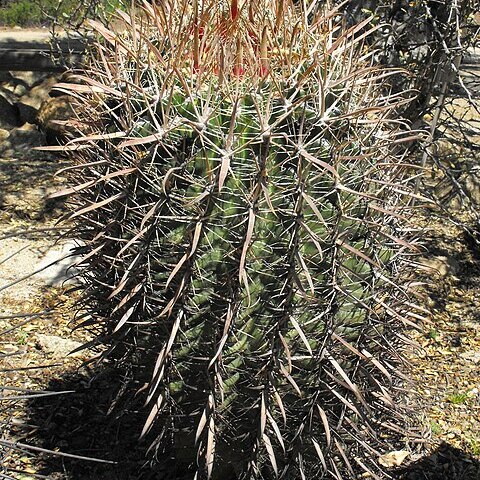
left=53, top=0, right=419, bottom=477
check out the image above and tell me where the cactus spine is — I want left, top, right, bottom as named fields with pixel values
left=56, top=0, right=418, bottom=478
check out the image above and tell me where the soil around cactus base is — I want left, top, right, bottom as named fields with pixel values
left=401, top=208, right=480, bottom=479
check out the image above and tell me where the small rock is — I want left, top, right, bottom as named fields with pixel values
left=37, top=95, right=73, bottom=138
left=417, top=256, right=459, bottom=277
left=378, top=450, right=410, bottom=468
left=0, top=128, right=9, bottom=141
left=36, top=334, right=83, bottom=358
left=16, top=76, right=59, bottom=125
left=1, top=80, right=28, bottom=97
left=9, top=71, right=52, bottom=89
left=0, top=86, right=19, bottom=106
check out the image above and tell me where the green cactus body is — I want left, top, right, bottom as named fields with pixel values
left=59, top=1, right=418, bottom=478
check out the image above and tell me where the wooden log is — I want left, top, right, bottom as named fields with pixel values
left=0, top=35, right=87, bottom=72
left=0, top=49, right=84, bottom=71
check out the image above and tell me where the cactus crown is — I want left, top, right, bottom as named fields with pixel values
left=54, top=0, right=420, bottom=478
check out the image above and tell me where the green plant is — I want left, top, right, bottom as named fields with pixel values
left=447, top=392, right=469, bottom=405
left=427, top=329, right=439, bottom=340
left=430, top=421, right=441, bottom=435
left=16, top=328, right=28, bottom=345
left=0, top=0, right=41, bottom=26
left=468, top=437, right=480, bottom=457
left=52, top=0, right=420, bottom=477
left=0, top=0, right=123, bottom=27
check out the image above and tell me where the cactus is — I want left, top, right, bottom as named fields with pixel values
left=53, top=0, right=420, bottom=478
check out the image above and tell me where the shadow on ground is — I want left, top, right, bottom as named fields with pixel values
left=21, top=369, right=480, bottom=480
left=418, top=227, right=480, bottom=327
left=396, top=443, right=480, bottom=480
left=24, top=368, right=162, bottom=480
